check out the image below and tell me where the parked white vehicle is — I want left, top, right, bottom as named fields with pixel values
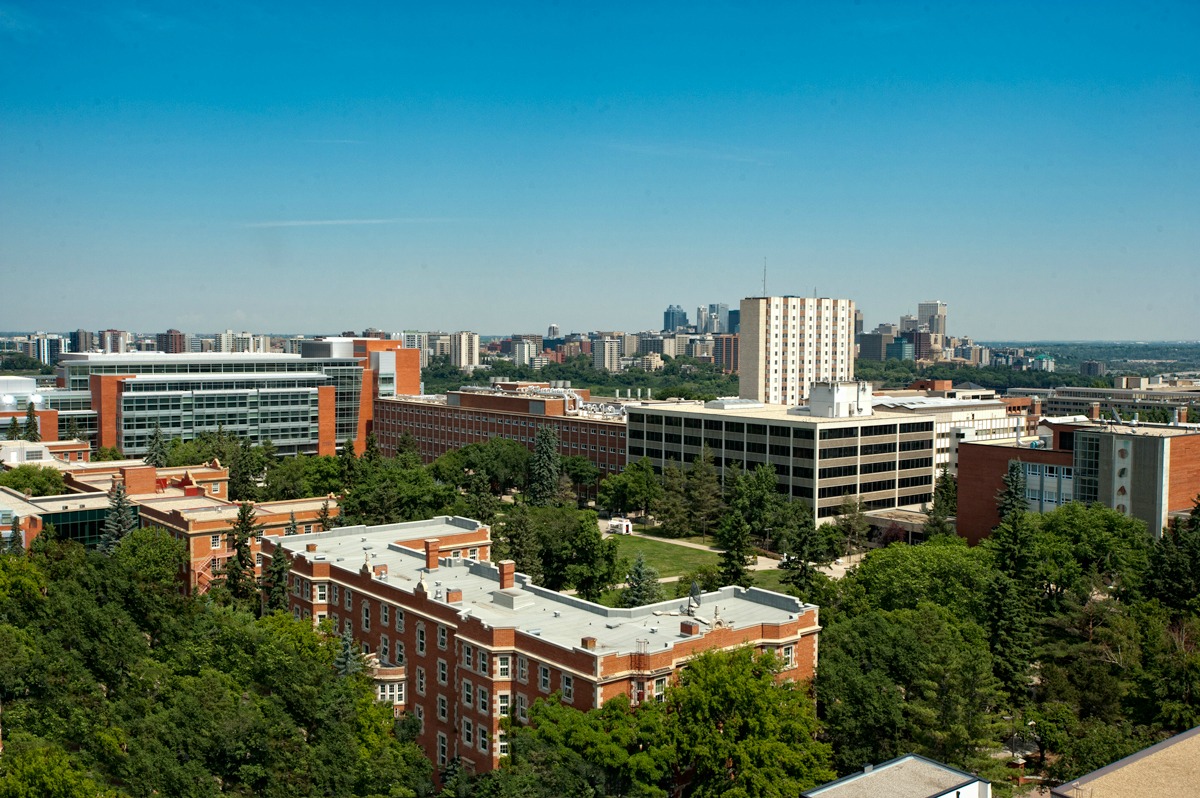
left=607, top=517, right=633, bottom=535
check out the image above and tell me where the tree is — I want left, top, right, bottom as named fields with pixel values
left=0, top=464, right=66, bottom=497
left=339, top=437, right=358, bottom=488
left=923, top=465, right=957, bottom=538
left=316, top=499, right=335, bottom=531
left=5, top=417, right=19, bottom=441
left=670, top=647, right=836, bottom=795
left=525, top=426, right=562, bottom=506
left=716, top=471, right=755, bottom=588
left=622, top=552, right=664, bottom=607
left=687, top=446, right=724, bottom=540
left=64, top=416, right=83, bottom=444
left=492, top=505, right=544, bottom=585
left=996, top=459, right=1027, bottom=524
left=333, top=623, right=363, bottom=676
left=142, top=422, right=168, bottom=468
left=653, top=459, right=691, bottom=538
left=835, top=497, right=870, bottom=561
left=624, top=457, right=662, bottom=517
left=362, top=431, right=383, bottom=464
left=222, top=502, right=259, bottom=601
left=98, top=482, right=137, bottom=555
left=263, top=548, right=292, bottom=613
left=21, top=403, right=39, bottom=442
left=775, top=499, right=829, bottom=596
left=562, top=455, right=601, bottom=505
left=284, top=511, right=298, bottom=536
left=1147, top=508, right=1200, bottom=615
left=462, top=472, right=500, bottom=525
left=4, top=516, right=22, bottom=555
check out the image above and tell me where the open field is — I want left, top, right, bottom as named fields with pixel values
left=611, top=534, right=719, bottom=579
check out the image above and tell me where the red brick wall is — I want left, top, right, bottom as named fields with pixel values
left=956, top=442, right=1072, bottom=545
left=1168, top=435, right=1200, bottom=512
left=317, top=386, right=337, bottom=456
left=89, top=374, right=134, bottom=450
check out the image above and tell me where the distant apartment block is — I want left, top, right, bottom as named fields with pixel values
left=374, top=382, right=627, bottom=475
left=712, top=334, right=739, bottom=374
left=450, top=331, right=481, bottom=371
left=592, top=338, right=621, bottom=372
left=739, top=296, right=856, bottom=406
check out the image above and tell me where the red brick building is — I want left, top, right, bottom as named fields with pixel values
left=267, top=520, right=819, bottom=777
left=374, top=382, right=628, bottom=475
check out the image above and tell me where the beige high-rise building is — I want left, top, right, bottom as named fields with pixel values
left=918, top=300, right=948, bottom=336
left=739, top=296, right=856, bottom=405
left=450, top=331, right=480, bottom=371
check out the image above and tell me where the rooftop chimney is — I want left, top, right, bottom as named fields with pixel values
left=681, top=620, right=700, bottom=636
left=305, top=543, right=318, bottom=552
left=446, top=588, right=463, bottom=603
left=498, top=559, right=515, bottom=590
left=581, top=636, right=597, bottom=650
left=424, top=539, right=440, bottom=571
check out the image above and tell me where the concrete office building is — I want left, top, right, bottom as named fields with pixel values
left=267, top=520, right=820, bottom=777
left=858, top=332, right=893, bottom=362
left=593, top=338, right=621, bottom=372
left=628, top=382, right=937, bottom=519
left=155, top=329, right=188, bottom=354
left=739, top=296, right=856, bottom=406
left=917, top=300, right=948, bottom=336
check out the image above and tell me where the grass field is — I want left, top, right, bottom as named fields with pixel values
left=750, top=568, right=791, bottom=593
left=633, top=523, right=717, bottom=549
left=610, top=535, right=719, bottom=579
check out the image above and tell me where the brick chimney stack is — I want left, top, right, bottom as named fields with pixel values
left=498, top=560, right=515, bottom=590
left=424, top=539, right=440, bottom=571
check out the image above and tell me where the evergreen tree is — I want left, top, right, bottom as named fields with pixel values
left=836, top=497, right=870, bottom=561
left=526, top=426, right=562, bottom=506
left=988, top=573, right=1034, bottom=704
left=340, top=438, right=358, bottom=488
left=777, top=500, right=827, bottom=599
left=493, top=505, right=544, bottom=585
left=6, top=417, right=20, bottom=441
left=65, top=416, right=83, bottom=444
left=317, top=499, right=334, bottom=531
left=923, top=465, right=958, bottom=538
left=5, top=514, right=22, bottom=554
left=98, top=482, right=137, bottom=554
left=362, top=431, right=383, bottom=463
left=653, top=459, right=691, bottom=538
left=285, top=511, right=298, bottom=536
left=222, top=502, right=259, bottom=601
left=997, top=459, right=1027, bottom=524
left=687, top=445, right=724, bottom=541
left=143, top=422, right=168, bottom=468
left=333, top=624, right=363, bottom=676
left=621, top=552, right=665, bottom=607
left=262, top=548, right=292, bottom=612
left=22, top=402, right=39, bottom=442
left=716, top=471, right=754, bottom=587
left=463, top=472, right=500, bottom=525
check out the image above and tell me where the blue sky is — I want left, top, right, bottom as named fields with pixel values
left=1, top=1, right=1197, bottom=340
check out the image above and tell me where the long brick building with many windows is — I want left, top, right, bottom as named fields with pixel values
left=267, top=519, right=820, bottom=776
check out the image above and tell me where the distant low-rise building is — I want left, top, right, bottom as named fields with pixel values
left=803, top=754, right=989, bottom=798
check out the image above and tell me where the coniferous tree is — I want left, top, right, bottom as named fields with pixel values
left=493, top=505, right=544, bottom=585
left=362, top=431, right=383, bottom=464
left=5, top=515, right=22, bottom=554
left=143, top=423, right=168, bottom=468
left=98, top=482, right=137, bottom=554
left=463, top=472, right=500, bottom=525
left=340, top=438, right=358, bottom=488
left=997, top=460, right=1027, bottom=525
left=22, top=403, right=39, bottom=442
left=223, top=502, right=259, bottom=601
left=836, top=497, right=870, bottom=561
left=262, top=548, right=292, bottom=612
left=653, top=459, right=691, bottom=538
left=317, top=499, right=334, bottom=531
left=526, top=426, right=562, bottom=506
left=687, top=445, right=724, bottom=541
left=285, top=511, right=298, bottom=536
left=922, top=465, right=958, bottom=538
left=6, top=417, right=20, bottom=441
left=333, top=624, right=363, bottom=676
left=716, top=471, right=754, bottom=587
left=621, top=552, right=665, bottom=607
left=65, top=416, right=83, bottom=444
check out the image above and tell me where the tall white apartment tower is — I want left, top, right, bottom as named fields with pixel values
left=449, top=331, right=480, bottom=371
left=917, top=300, right=948, bottom=336
left=739, top=296, right=856, bottom=405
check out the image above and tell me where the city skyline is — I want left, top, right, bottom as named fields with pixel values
left=2, top=2, right=1197, bottom=339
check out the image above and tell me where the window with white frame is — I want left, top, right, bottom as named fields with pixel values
left=463, top=643, right=473, bottom=667
left=478, top=687, right=488, bottom=713
left=539, top=665, right=550, bottom=692
left=361, top=603, right=371, bottom=631
left=438, top=659, right=448, bottom=685
left=210, top=534, right=222, bottom=550
left=781, top=645, right=795, bottom=668
left=498, top=655, right=510, bottom=678
left=416, top=667, right=426, bottom=696
left=437, top=625, right=447, bottom=650
left=380, top=635, right=390, bottom=663
left=344, top=589, right=352, bottom=611
left=463, top=680, right=473, bottom=707
left=395, top=608, right=404, bottom=633
left=562, top=675, right=573, bottom=702
left=654, top=677, right=667, bottom=702
left=518, top=656, right=528, bottom=683
left=414, top=704, right=424, bottom=733
left=437, top=733, right=447, bottom=766
left=498, top=693, right=510, bottom=716
left=463, top=719, right=473, bottom=746
left=316, top=583, right=327, bottom=602
left=498, top=731, right=508, bottom=756
left=478, top=730, right=488, bottom=753
left=416, top=624, right=426, bottom=655
left=332, top=584, right=340, bottom=604
left=381, top=604, right=390, bottom=626
left=437, top=695, right=447, bottom=721
left=394, top=640, right=404, bottom=665
left=478, top=650, right=488, bottom=675
left=516, top=694, right=528, bottom=721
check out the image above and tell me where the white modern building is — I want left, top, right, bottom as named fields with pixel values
left=450, top=331, right=480, bottom=371
left=739, top=296, right=856, bottom=406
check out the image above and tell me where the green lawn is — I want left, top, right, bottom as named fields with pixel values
left=611, top=535, right=719, bottom=579
left=633, top=523, right=717, bottom=549
left=750, top=568, right=792, bottom=594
